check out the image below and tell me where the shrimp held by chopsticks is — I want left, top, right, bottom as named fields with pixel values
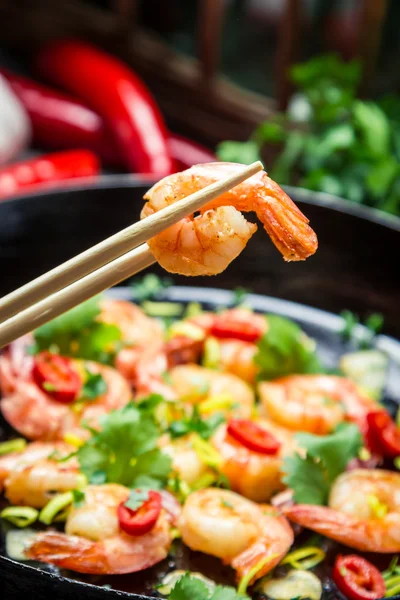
left=141, top=162, right=318, bottom=276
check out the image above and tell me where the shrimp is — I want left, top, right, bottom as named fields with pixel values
left=1, top=359, right=131, bottom=441
left=141, top=162, right=318, bottom=276
left=99, top=299, right=164, bottom=350
left=218, top=340, right=259, bottom=384
left=100, top=299, right=175, bottom=398
left=159, top=434, right=211, bottom=486
left=0, top=441, right=83, bottom=507
left=284, top=469, right=400, bottom=553
left=168, top=364, right=254, bottom=418
left=211, top=420, right=298, bottom=502
left=26, top=484, right=179, bottom=574
left=259, top=375, right=378, bottom=435
left=179, top=488, right=294, bottom=583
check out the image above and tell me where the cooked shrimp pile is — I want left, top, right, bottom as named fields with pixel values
left=141, top=162, right=318, bottom=275
left=0, top=165, right=398, bottom=599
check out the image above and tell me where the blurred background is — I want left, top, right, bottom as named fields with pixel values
left=0, top=0, right=399, bottom=216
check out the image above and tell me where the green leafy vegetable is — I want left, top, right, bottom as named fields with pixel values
left=339, top=310, right=384, bottom=348
left=131, top=273, right=172, bottom=302
left=71, top=489, right=85, bottom=508
left=217, top=53, right=400, bottom=216
left=283, top=423, right=363, bottom=505
left=81, top=371, right=107, bottom=401
left=32, top=295, right=122, bottom=363
left=77, top=399, right=172, bottom=489
left=169, top=573, right=248, bottom=600
left=255, top=315, right=322, bottom=380
left=168, top=407, right=225, bottom=440
left=232, top=287, right=250, bottom=307
left=124, top=489, right=150, bottom=511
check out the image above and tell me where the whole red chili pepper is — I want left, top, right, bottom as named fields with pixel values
left=0, top=149, right=99, bottom=201
left=1, top=68, right=214, bottom=171
left=35, top=40, right=175, bottom=176
left=0, top=68, right=120, bottom=165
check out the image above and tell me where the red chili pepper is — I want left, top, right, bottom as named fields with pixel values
left=210, top=315, right=264, bottom=343
left=35, top=40, right=174, bottom=175
left=118, top=490, right=162, bottom=536
left=0, top=149, right=99, bottom=201
left=366, top=411, right=400, bottom=458
left=227, top=419, right=281, bottom=454
left=333, top=555, right=385, bottom=600
left=32, top=352, right=81, bottom=404
left=0, top=68, right=120, bottom=165
left=1, top=69, right=213, bottom=171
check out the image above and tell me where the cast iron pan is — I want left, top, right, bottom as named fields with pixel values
left=0, top=178, right=400, bottom=600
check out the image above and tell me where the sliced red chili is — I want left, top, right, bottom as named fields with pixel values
left=32, top=352, right=81, bottom=404
left=333, top=555, right=385, bottom=600
left=366, top=411, right=400, bottom=458
left=210, top=316, right=264, bottom=343
left=118, top=490, right=162, bottom=536
left=227, top=419, right=281, bottom=454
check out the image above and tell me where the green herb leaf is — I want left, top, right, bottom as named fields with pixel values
left=33, top=295, right=122, bottom=363
left=255, top=315, right=322, bottom=380
left=124, top=489, right=149, bottom=511
left=340, top=310, right=359, bottom=341
left=283, top=423, right=363, bottom=505
left=216, top=140, right=261, bottom=165
left=81, top=371, right=107, bottom=401
left=131, top=274, right=172, bottom=302
left=77, top=401, right=172, bottom=488
left=169, top=573, right=248, bottom=600
left=169, top=407, right=225, bottom=441
left=72, top=489, right=85, bottom=508
left=353, top=101, right=391, bottom=157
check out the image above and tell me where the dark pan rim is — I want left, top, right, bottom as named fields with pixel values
left=2, top=286, right=400, bottom=599
left=0, top=174, right=399, bottom=233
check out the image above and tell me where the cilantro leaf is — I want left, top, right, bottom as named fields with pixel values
left=72, top=489, right=85, bottom=508
left=283, top=423, right=363, bottom=505
left=33, top=295, right=122, bottom=363
left=169, top=407, right=225, bottom=440
left=124, top=489, right=149, bottom=511
left=254, top=315, right=322, bottom=380
left=77, top=402, right=172, bottom=488
left=169, top=574, right=248, bottom=600
left=81, top=371, right=107, bottom=401
left=131, top=273, right=172, bottom=302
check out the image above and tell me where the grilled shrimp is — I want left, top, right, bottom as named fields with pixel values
left=159, top=434, right=211, bottom=486
left=101, top=300, right=174, bottom=398
left=0, top=356, right=131, bottom=441
left=26, top=484, right=180, bottom=574
left=141, top=162, right=318, bottom=275
left=259, top=375, right=377, bottom=435
left=168, top=364, right=255, bottom=418
left=284, top=469, right=400, bottom=553
left=211, top=420, right=297, bottom=502
left=179, top=488, right=293, bottom=584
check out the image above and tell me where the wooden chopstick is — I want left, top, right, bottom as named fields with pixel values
left=0, top=161, right=263, bottom=324
left=0, top=161, right=263, bottom=348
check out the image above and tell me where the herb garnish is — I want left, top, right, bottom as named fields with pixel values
left=283, top=422, right=362, bottom=505
left=255, top=315, right=322, bottom=380
left=32, top=295, right=122, bottom=364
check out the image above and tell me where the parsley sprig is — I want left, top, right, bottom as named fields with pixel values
left=169, top=573, right=248, bottom=600
left=283, top=422, right=362, bottom=505
left=76, top=397, right=172, bottom=489
left=255, top=315, right=322, bottom=380
left=32, top=295, right=122, bottom=364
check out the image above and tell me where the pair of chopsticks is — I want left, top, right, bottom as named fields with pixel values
left=0, top=161, right=263, bottom=348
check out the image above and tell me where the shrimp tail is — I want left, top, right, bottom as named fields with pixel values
left=26, top=532, right=112, bottom=574
left=257, top=176, right=318, bottom=262
left=283, top=504, right=399, bottom=553
left=231, top=514, right=294, bottom=583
